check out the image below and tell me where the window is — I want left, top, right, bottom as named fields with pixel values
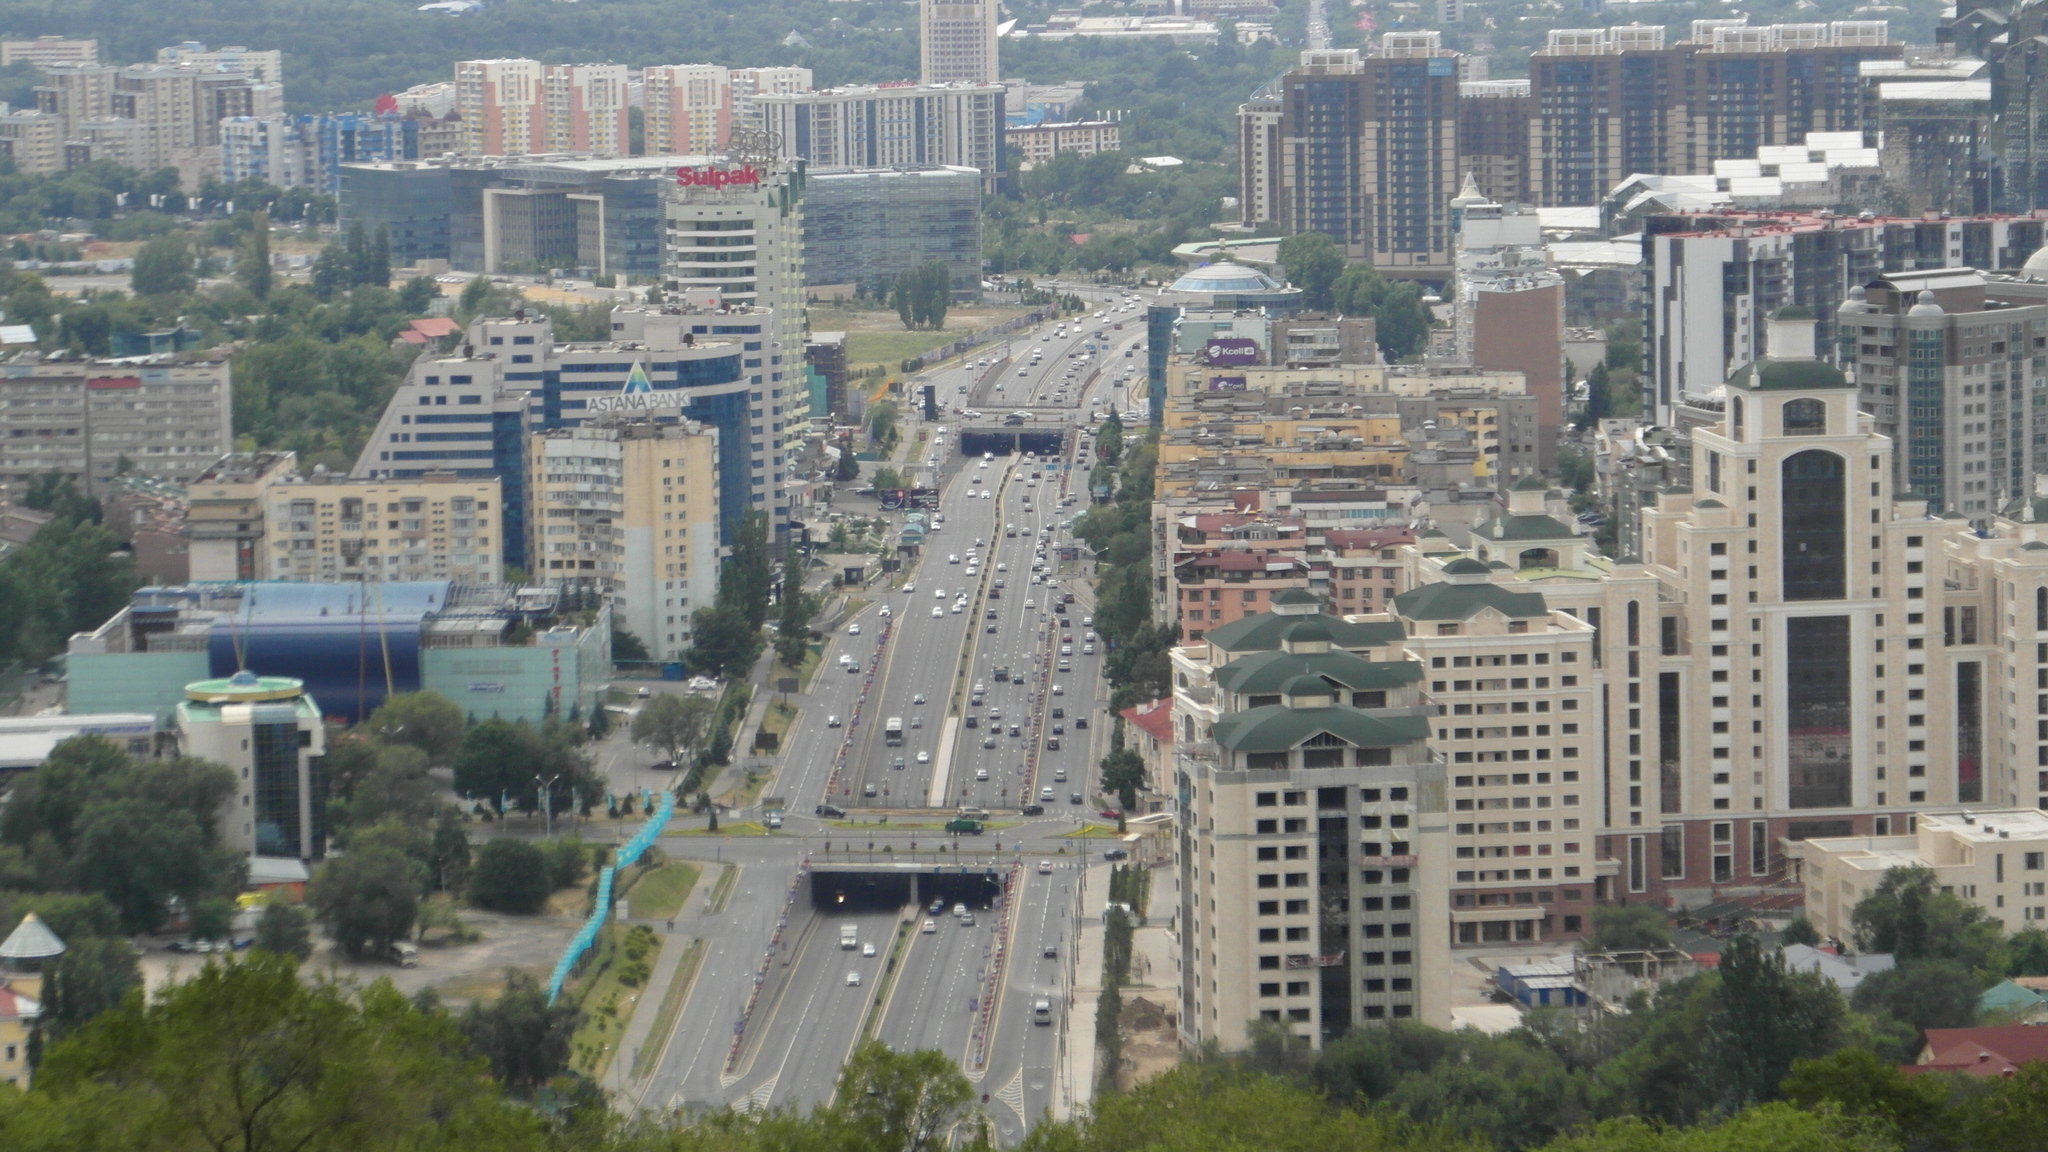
left=1788, top=616, right=1852, bottom=808
left=1782, top=450, right=1846, bottom=600
left=1782, top=397, right=1826, bottom=435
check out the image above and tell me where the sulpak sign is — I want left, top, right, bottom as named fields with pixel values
left=675, top=165, right=762, bottom=189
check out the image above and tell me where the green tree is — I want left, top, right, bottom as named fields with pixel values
left=870, top=466, right=905, bottom=491
left=399, top=275, right=440, bottom=314
left=1096, top=413, right=1127, bottom=470
left=307, top=840, right=420, bottom=959
left=74, top=799, right=236, bottom=934
left=1781, top=1045, right=1952, bottom=1148
left=1276, top=232, right=1344, bottom=310
left=453, top=718, right=525, bottom=809
left=630, top=688, right=720, bottom=762
left=31, top=933, right=142, bottom=1057
left=774, top=543, right=817, bottom=670
left=835, top=1040, right=974, bottom=1152
left=1589, top=904, right=1673, bottom=952
left=1331, top=263, right=1434, bottom=361
left=1850, top=959, right=1983, bottom=1033
left=310, top=242, right=350, bottom=299
left=1100, top=743, right=1146, bottom=811
left=1852, top=864, right=2006, bottom=970
left=1703, top=934, right=1845, bottom=1111
left=130, top=233, right=195, bottom=296
left=890, top=261, right=951, bottom=330
left=1539, top=1103, right=1897, bottom=1152
left=19, top=952, right=525, bottom=1152
left=364, top=691, right=466, bottom=765
left=252, top=897, right=314, bottom=962
left=1780, top=917, right=1822, bottom=947
left=429, top=808, right=473, bottom=895
left=457, top=969, right=578, bottom=1097
left=466, top=838, right=553, bottom=914
left=233, top=211, right=272, bottom=298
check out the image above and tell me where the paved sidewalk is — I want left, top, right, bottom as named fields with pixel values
left=1058, top=862, right=1109, bottom=1119
left=604, top=867, right=725, bottom=1102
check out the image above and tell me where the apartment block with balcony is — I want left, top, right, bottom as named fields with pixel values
left=265, top=474, right=500, bottom=585
left=1173, top=590, right=1452, bottom=1049
left=0, top=353, right=232, bottom=499
left=1392, top=560, right=1601, bottom=944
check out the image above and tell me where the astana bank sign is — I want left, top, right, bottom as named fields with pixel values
left=585, top=363, right=690, bottom=415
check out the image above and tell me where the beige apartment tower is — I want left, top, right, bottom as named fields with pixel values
left=1173, top=591, right=1453, bottom=1049
left=528, top=420, right=719, bottom=660
left=921, top=0, right=1000, bottom=85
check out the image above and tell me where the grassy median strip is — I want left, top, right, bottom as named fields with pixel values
left=706, top=863, right=740, bottom=913
left=629, top=936, right=706, bottom=1081
left=622, top=861, right=700, bottom=921
left=568, top=921, right=663, bottom=1081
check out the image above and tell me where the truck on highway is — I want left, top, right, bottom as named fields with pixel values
left=840, top=923, right=859, bottom=949
left=884, top=717, right=904, bottom=746
left=945, top=818, right=984, bottom=834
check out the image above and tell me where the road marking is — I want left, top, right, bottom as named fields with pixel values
left=995, top=1068, right=1026, bottom=1123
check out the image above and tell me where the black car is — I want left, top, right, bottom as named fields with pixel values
left=965, top=715, right=979, bottom=728
left=1069, top=793, right=1084, bottom=804
left=1008, top=725, right=1021, bottom=737
left=651, top=760, right=678, bottom=771
left=1020, top=803, right=1046, bottom=816
left=815, top=804, right=846, bottom=818
left=1104, top=848, right=1129, bottom=861
left=1074, top=717, right=1089, bottom=729
left=1053, top=603, right=1067, bottom=614
left=1051, top=707, right=1065, bottom=719
left=1046, top=738, right=1060, bottom=750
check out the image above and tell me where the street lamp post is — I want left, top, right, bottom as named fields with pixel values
left=536, top=773, right=563, bottom=838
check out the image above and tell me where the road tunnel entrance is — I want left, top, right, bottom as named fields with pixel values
left=958, top=428, right=1068, bottom=459
left=805, top=867, right=1006, bottom=912
left=811, top=871, right=914, bottom=912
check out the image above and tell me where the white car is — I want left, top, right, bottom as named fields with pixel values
left=1038, top=860, right=1054, bottom=874
left=976, top=767, right=989, bottom=780
left=1052, top=683, right=1065, bottom=695
left=847, top=623, right=862, bottom=636
left=932, top=607, right=944, bottom=618
left=879, top=606, right=891, bottom=618
left=862, top=942, right=878, bottom=957
left=847, top=971, right=862, bottom=986
left=996, top=563, right=1007, bottom=572
left=951, top=603, right=963, bottom=613
left=935, top=588, right=947, bottom=599
left=948, top=554, right=961, bottom=564
left=917, top=751, right=931, bottom=764
left=828, top=715, right=842, bottom=727
left=922, top=918, right=938, bottom=934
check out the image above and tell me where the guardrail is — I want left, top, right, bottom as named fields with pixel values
left=965, top=862, right=1022, bottom=1072
left=546, top=791, right=676, bottom=1004
left=824, top=616, right=893, bottom=802
left=726, top=858, right=811, bottom=1072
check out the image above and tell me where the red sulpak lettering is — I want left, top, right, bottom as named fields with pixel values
left=675, top=165, right=762, bottom=189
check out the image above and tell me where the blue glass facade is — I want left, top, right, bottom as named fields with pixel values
left=540, top=348, right=750, bottom=542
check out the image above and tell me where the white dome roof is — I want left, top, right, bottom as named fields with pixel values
left=2027, top=245, right=2048, bottom=275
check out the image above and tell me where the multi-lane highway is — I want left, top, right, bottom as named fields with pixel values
left=635, top=294, right=1154, bottom=1130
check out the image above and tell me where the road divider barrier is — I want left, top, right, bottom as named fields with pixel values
left=727, top=859, right=811, bottom=1072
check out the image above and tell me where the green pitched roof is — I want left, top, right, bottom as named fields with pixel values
left=1481, top=513, right=1578, bottom=542
left=1206, top=610, right=1406, bottom=653
left=1213, top=649, right=1424, bottom=696
left=1980, top=979, right=2044, bottom=1014
left=1726, top=359, right=1849, bottom=391
left=1393, top=580, right=1549, bottom=621
left=1511, top=476, right=1549, bottom=491
left=1211, top=705, right=1431, bottom=755
left=1442, top=557, right=1490, bottom=575
left=1269, top=588, right=1323, bottom=606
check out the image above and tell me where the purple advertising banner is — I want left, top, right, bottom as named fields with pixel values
left=1206, top=375, right=1247, bottom=392
left=1205, top=337, right=1260, bottom=366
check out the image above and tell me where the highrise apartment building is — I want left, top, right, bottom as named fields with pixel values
left=0, top=36, right=96, bottom=68
left=155, top=42, right=283, bottom=85
left=921, top=0, right=1000, bottom=85
left=455, top=59, right=628, bottom=157
left=0, top=353, right=233, bottom=497
left=644, top=65, right=731, bottom=155
left=1838, top=269, right=2048, bottom=519
left=35, top=61, right=281, bottom=185
left=1172, top=591, right=1453, bottom=1049
left=1238, top=18, right=1901, bottom=231
left=526, top=420, right=720, bottom=658
left=1269, top=38, right=1463, bottom=276
left=731, top=67, right=813, bottom=133
left=348, top=306, right=769, bottom=561
left=755, top=84, right=1003, bottom=178
left=1641, top=209, right=2048, bottom=427
left=185, top=451, right=502, bottom=584
left=662, top=163, right=806, bottom=539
